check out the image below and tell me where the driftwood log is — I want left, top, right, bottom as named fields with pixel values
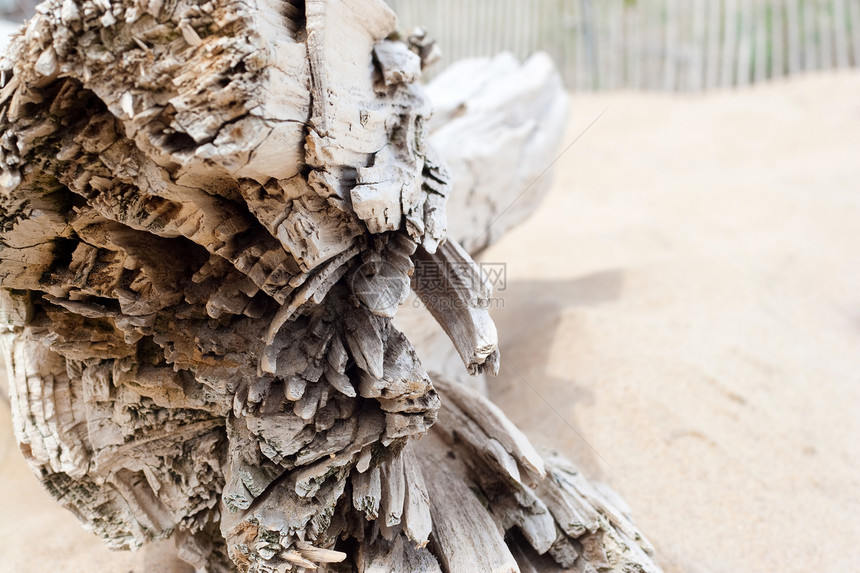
left=0, top=1, right=661, bottom=571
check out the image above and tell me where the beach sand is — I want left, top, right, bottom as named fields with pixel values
left=486, top=71, right=860, bottom=573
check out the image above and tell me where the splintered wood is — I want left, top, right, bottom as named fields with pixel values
left=0, top=0, right=660, bottom=571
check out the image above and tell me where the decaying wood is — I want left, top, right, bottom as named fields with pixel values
left=0, top=1, right=660, bottom=571
left=423, top=376, right=660, bottom=573
left=426, top=52, right=569, bottom=254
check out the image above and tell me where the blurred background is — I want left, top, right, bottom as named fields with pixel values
left=390, top=0, right=860, bottom=90
left=1, top=2, right=859, bottom=573
left=5, top=0, right=860, bottom=89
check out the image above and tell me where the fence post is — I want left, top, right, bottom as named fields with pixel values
left=753, top=0, right=768, bottom=82
left=771, top=0, right=785, bottom=78
left=817, top=0, right=835, bottom=68
left=832, top=0, right=850, bottom=66
left=850, top=0, right=860, bottom=65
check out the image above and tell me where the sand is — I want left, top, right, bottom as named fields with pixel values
left=485, top=72, right=860, bottom=572
left=1, top=71, right=859, bottom=572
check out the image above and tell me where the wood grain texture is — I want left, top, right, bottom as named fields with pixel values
left=0, top=1, right=659, bottom=571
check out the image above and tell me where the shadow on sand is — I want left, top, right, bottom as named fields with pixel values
left=489, top=269, right=625, bottom=479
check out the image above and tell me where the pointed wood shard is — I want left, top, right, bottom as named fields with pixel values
left=412, top=240, right=500, bottom=375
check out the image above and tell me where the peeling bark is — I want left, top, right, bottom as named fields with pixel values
left=1, top=1, right=660, bottom=572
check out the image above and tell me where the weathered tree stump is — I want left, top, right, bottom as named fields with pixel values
left=0, top=1, right=661, bottom=571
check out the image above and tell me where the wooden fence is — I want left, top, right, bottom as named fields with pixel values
left=387, top=0, right=860, bottom=90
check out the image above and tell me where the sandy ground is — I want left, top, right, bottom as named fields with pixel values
left=486, top=72, right=860, bottom=572
left=1, top=72, right=859, bottom=571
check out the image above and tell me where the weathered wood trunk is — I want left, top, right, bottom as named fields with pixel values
left=0, top=1, right=660, bottom=571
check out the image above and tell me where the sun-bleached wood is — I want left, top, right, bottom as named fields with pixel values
left=427, top=52, right=569, bottom=254
left=1, top=1, right=660, bottom=571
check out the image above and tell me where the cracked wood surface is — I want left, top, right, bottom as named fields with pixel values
left=0, top=1, right=659, bottom=571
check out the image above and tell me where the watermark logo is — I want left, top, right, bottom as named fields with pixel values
left=352, top=259, right=508, bottom=314
left=412, top=261, right=507, bottom=294
left=412, top=291, right=505, bottom=311
left=479, top=262, right=507, bottom=292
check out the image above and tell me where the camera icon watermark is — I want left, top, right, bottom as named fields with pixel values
left=350, top=260, right=411, bottom=316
